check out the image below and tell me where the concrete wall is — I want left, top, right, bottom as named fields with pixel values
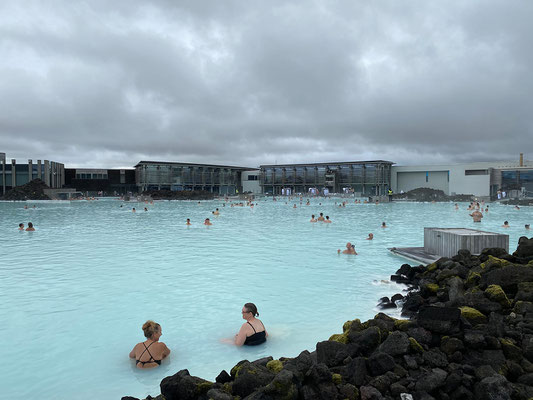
left=391, top=161, right=518, bottom=197
left=396, top=170, right=449, bottom=193
left=242, top=170, right=261, bottom=194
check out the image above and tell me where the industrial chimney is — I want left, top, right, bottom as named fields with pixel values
left=520, top=153, right=524, bottom=167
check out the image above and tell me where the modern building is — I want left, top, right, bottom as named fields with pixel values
left=64, top=168, right=136, bottom=194
left=135, top=161, right=251, bottom=195
left=260, top=161, right=394, bottom=195
left=0, top=152, right=65, bottom=195
left=391, top=155, right=533, bottom=198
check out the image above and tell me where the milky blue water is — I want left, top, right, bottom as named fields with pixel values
left=0, top=198, right=531, bottom=399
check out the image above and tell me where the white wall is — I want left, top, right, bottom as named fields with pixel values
left=392, top=162, right=495, bottom=196
left=241, top=170, right=261, bottom=194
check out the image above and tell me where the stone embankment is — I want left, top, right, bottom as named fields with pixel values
left=123, top=237, right=533, bottom=400
left=392, top=188, right=473, bottom=203
left=141, top=190, right=215, bottom=200
left=0, top=179, right=51, bottom=200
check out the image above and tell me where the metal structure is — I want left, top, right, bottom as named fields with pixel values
left=135, top=161, right=252, bottom=195
left=260, top=160, right=393, bottom=195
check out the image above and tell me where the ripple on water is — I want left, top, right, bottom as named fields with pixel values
left=0, top=199, right=531, bottom=399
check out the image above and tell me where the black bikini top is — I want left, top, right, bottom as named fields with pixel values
left=136, top=341, right=161, bottom=365
left=244, top=321, right=266, bottom=346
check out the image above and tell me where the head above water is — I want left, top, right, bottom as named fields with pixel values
left=28, top=222, right=33, bottom=228
left=19, top=223, right=24, bottom=228
left=243, top=302, right=259, bottom=317
left=142, top=320, right=161, bottom=339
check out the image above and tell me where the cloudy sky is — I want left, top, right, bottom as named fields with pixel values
left=1, top=1, right=531, bottom=169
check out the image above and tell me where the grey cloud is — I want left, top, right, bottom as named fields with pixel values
left=0, top=0, right=531, bottom=168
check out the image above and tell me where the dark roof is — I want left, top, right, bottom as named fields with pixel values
left=134, top=161, right=255, bottom=170
left=260, top=160, right=395, bottom=168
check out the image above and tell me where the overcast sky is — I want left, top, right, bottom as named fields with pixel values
left=1, top=1, right=531, bottom=169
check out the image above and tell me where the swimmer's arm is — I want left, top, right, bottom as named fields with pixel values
left=234, top=324, right=248, bottom=346
left=129, top=345, right=137, bottom=359
left=160, top=343, right=171, bottom=358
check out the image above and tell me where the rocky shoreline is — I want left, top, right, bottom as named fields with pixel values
left=391, top=188, right=473, bottom=203
left=123, top=237, right=533, bottom=400
left=0, top=179, right=51, bottom=200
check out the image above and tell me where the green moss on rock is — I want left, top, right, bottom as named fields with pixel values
left=460, top=306, right=487, bottom=325
left=500, top=338, right=523, bottom=361
left=424, top=283, right=439, bottom=294
left=466, top=271, right=481, bottom=286
left=427, top=262, right=438, bottom=272
left=394, top=319, right=413, bottom=331
left=409, top=337, right=424, bottom=353
left=329, top=332, right=349, bottom=344
left=332, top=373, right=342, bottom=385
left=196, top=381, right=213, bottom=394
left=266, top=359, right=284, bottom=374
left=485, top=284, right=511, bottom=308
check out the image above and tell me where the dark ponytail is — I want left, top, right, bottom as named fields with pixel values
left=244, top=302, right=259, bottom=317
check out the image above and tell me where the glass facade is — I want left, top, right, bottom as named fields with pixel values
left=135, top=162, right=245, bottom=194
left=259, top=161, right=393, bottom=195
left=502, top=169, right=533, bottom=193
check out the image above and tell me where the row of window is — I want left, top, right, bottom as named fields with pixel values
left=76, top=174, right=108, bottom=180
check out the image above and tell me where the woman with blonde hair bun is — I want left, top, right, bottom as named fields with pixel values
left=129, top=320, right=170, bottom=368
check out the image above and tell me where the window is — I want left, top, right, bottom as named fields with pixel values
left=465, top=169, right=488, bottom=175
left=247, top=175, right=258, bottom=181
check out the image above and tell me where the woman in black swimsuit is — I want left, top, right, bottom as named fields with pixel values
left=234, top=303, right=268, bottom=346
left=129, top=320, right=171, bottom=369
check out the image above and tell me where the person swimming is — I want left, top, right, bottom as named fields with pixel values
left=204, top=218, right=212, bottom=225
left=338, top=242, right=357, bottom=254
left=18, top=223, right=24, bottom=231
left=132, top=208, right=136, bottom=213
left=366, top=233, right=373, bottom=240
left=129, top=320, right=170, bottom=369
left=144, top=207, right=148, bottom=211
left=324, top=216, right=331, bottom=223
left=526, top=224, right=531, bottom=230
left=502, top=221, right=510, bottom=228
left=186, top=218, right=191, bottom=225
left=317, top=213, right=325, bottom=222
left=234, top=303, right=267, bottom=346
left=310, top=214, right=317, bottom=222
left=381, top=222, right=387, bottom=228
left=470, top=210, right=483, bottom=222
left=26, top=222, right=35, bottom=231
left=213, top=208, right=220, bottom=215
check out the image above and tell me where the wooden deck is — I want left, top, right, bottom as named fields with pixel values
left=389, top=247, right=440, bottom=265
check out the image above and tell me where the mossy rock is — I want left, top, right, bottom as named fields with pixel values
left=394, top=319, right=414, bottom=331
left=266, top=359, right=284, bottom=374
left=500, top=338, right=522, bottom=361
left=196, top=381, right=213, bottom=394
left=481, top=256, right=511, bottom=270
left=427, top=263, right=438, bottom=272
left=466, top=271, right=481, bottom=286
left=230, top=360, right=248, bottom=378
left=424, top=283, right=439, bottom=294
left=332, top=373, right=342, bottom=385
left=329, top=332, right=349, bottom=344
left=409, top=337, right=424, bottom=353
left=459, top=306, right=487, bottom=325
left=222, top=382, right=232, bottom=394
left=514, top=301, right=533, bottom=314
left=485, top=284, right=511, bottom=308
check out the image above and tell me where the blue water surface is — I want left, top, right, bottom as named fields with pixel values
left=0, top=198, right=531, bottom=399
